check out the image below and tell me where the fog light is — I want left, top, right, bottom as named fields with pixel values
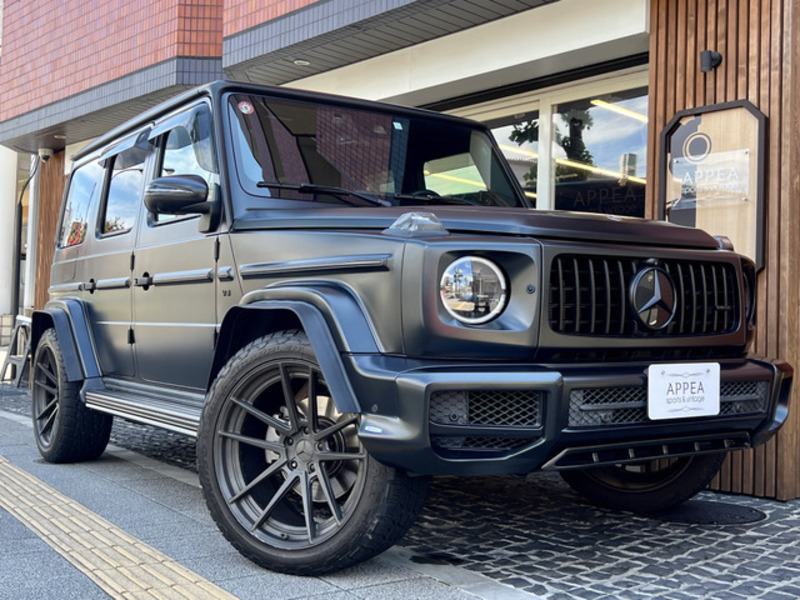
left=440, top=256, right=507, bottom=324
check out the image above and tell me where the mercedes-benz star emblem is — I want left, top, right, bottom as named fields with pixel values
left=631, top=267, right=677, bottom=330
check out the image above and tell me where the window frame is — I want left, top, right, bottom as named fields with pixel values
left=448, top=67, right=649, bottom=211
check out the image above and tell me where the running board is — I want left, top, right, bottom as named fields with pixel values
left=84, top=381, right=204, bottom=438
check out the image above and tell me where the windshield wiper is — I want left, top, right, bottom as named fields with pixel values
left=256, top=182, right=391, bottom=207
left=392, top=192, right=474, bottom=206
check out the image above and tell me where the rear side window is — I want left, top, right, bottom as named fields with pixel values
left=59, top=160, right=104, bottom=247
left=103, top=147, right=146, bottom=235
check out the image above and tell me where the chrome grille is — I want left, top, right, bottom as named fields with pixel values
left=549, top=255, right=739, bottom=337
left=568, top=380, right=770, bottom=427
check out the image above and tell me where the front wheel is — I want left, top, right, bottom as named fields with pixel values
left=197, top=330, right=429, bottom=575
left=560, top=453, right=726, bottom=513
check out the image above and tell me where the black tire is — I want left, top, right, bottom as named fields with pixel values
left=197, top=330, right=429, bottom=575
left=31, top=328, right=113, bottom=463
left=560, top=453, right=726, bottom=513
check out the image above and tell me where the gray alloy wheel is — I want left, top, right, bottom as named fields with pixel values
left=197, top=330, right=428, bottom=575
left=560, top=453, right=726, bottom=513
left=31, top=328, right=112, bottom=463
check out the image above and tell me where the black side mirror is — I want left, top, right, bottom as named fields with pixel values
left=144, top=175, right=220, bottom=232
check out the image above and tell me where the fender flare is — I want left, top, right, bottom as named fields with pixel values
left=213, top=283, right=380, bottom=414
left=32, top=299, right=101, bottom=382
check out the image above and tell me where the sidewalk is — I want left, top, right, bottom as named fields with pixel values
left=3, top=379, right=800, bottom=599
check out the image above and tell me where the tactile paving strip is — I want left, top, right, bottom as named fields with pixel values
left=0, top=455, right=237, bottom=600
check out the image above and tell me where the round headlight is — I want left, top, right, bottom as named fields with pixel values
left=440, top=256, right=507, bottom=324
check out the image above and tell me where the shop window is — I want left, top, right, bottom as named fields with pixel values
left=491, top=112, right=540, bottom=205
left=472, top=72, right=648, bottom=215
left=59, top=160, right=104, bottom=247
left=552, top=87, right=647, bottom=217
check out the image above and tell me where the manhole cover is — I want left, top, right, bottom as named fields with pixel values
left=652, top=499, right=766, bottom=525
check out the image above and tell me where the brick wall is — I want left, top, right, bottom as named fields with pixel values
left=223, top=0, right=319, bottom=37
left=0, top=0, right=222, bottom=123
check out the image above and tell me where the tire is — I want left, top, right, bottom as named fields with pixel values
left=560, top=453, right=726, bottom=513
left=31, top=328, right=113, bottom=463
left=197, top=330, right=429, bottom=575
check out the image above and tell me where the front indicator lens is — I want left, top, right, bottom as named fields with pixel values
left=440, top=256, right=507, bottom=324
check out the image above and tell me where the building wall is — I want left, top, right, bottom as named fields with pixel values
left=224, top=0, right=318, bottom=37
left=646, top=0, right=800, bottom=500
left=0, top=0, right=222, bottom=123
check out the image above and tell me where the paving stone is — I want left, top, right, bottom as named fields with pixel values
left=6, top=381, right=800, bottom=600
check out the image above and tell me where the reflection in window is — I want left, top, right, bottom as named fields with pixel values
left=552, top=87, right=648, bottom=216
left=60, top=160, right=104, bottom=247
left=227, top=94, right=524, bottom=211
left=156, top=123, right=215, bottom=222
left=104, top=148, right=145, bottom=235
left=490, top=112, right=539, bottom=205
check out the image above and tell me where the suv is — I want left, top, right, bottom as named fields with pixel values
left=31, top=81, right=791, bottom=575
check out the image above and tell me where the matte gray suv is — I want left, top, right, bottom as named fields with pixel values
left=31, top=81, right=792, bottom=575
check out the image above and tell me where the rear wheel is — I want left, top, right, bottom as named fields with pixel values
left=560, top=453, right=726, bottom=513
left=31, top=328, right=113, bottom=462
left=197, top=330, right=429, bottom=575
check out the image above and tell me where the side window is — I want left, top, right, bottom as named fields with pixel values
left=103, top=147, right=145, bottom=235
left=155, top=106, right=216, bottom=223
left=59, top=160, right=104, bottom=247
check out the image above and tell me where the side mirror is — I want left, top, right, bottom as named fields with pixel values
left=145, top=174, right=210, bottom=214
left=144, top=174, right=220, bottom=232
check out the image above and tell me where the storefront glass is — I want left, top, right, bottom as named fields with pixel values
left=479, top=76, right=648, bottom=216
left=491, top=111, right=540, bottom=206
left=551, top=87, right=647, bottom=216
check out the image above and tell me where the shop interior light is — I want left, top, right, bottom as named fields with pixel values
left=555, top=158, right=646, bottom=185
left=590, top=99, right=648, bottom=123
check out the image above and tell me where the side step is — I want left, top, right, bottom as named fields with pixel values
left=84, top=381, right=204, bottom=438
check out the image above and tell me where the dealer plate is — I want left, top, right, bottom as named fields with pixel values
left=647, top=363, right=720, bottom=420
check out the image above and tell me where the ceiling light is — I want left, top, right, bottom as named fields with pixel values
left=293, top=59, right=311, bottom=66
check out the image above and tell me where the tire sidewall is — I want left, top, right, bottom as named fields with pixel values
left=197, top=332, right=397, bottom=573
left=561, top=453, right=726, bottom=513
left=32, top=330, right=70, bottom=459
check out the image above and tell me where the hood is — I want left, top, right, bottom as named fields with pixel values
left=234, top=205, right=721, bottom=250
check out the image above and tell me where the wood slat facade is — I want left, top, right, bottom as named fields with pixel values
left=646, top=0, right=800, bottom=499
left=33, top=152, right=65, bottom=313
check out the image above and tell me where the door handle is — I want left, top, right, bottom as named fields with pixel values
left=134, top=273, right=153, bottom=288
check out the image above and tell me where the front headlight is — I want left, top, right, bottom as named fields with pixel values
left=440, top=256, right=507, bottom=324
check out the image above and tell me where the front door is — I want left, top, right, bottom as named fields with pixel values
left=132, top=103, right=220, bottom=391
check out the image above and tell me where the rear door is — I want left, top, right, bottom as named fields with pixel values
left=72, top=134, right=151, bottom=378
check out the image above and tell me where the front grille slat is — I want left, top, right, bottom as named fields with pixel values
left=549, top=255, right=739, bottom=338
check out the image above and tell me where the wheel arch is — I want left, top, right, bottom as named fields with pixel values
left=211, top=284, right=377, bottom=414
left=32, top=299, right=101, bottom=383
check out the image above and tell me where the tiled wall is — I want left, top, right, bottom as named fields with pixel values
left=0, top=0, right=223, bottom=122
left=223, top=0, right=319, bottom=37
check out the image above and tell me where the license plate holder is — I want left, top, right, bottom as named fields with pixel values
left=647, top=363, right=720, bottom=420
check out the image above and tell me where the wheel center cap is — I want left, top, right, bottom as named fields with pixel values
left=294, top=439, right=315, bottom=464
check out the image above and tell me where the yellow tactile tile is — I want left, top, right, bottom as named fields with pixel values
left=0, top=456, right=238, bottom=600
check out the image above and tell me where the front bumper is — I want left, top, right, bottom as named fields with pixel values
left=351, top=355, right=792, bottom=476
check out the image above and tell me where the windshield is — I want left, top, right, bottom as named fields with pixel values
left=226, top=93, right=526, bottom=212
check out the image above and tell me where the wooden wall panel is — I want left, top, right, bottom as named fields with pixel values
left=648, top=0, right=800, bottom=499
left=34, top=152, right=67, bottom=312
